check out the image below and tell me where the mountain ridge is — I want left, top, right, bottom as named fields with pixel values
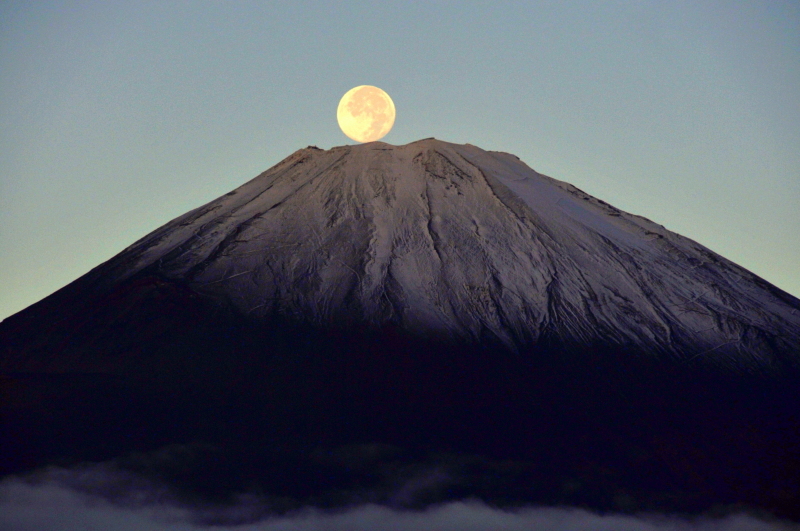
left=9, top=138, right=796, bottom=370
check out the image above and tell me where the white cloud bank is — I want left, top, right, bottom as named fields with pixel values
left=0, top=469, right=796, bottom=531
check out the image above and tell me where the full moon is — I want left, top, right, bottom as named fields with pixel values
left=337, top=86, right=396, bottom=143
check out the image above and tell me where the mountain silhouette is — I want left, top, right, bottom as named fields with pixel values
left=2, top=139, right=799, bottom=518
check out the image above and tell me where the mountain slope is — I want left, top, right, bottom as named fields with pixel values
left=11, top=139, right=799, bottom=368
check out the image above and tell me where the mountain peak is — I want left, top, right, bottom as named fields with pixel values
left=52, top=139, right=796, bottom=370
left=3, top=140, right=800, bottom=518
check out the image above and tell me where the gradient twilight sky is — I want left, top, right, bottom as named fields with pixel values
left=1, top=1, right=798, bottom=321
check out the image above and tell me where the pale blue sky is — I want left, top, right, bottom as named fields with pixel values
left=1, top=1, right=798, bottom=320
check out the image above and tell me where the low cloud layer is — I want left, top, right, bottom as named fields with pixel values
left=0, top=466, right=796, bottom=531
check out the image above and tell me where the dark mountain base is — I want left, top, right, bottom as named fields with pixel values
left=2, top=275, right=800, bottom=519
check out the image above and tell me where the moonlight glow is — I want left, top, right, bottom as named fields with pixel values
left=337, top=86, right=395, bottom=143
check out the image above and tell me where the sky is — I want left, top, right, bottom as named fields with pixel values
left=1, top=1, right=799, bottom=321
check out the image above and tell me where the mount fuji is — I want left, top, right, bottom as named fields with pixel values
left=2, top=139, right=799, bottom=519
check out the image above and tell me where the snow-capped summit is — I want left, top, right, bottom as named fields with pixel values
left=75, top=138, right=800, bottom=369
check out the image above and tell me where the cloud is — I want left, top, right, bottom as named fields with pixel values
left=0, top=465, right=796, bottom=531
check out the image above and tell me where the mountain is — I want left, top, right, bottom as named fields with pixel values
left=2, top=139, right=799, bottom=518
